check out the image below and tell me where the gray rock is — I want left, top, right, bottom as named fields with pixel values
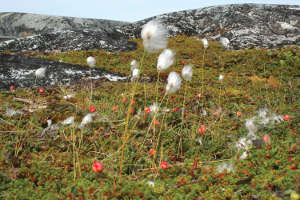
left=0, top=29, right=137, bottom=52
left=120, top=4, right=300, bottom=49
left=0, top=12, right=129, bottom=38
left=0, top=53, right=127, bottom=90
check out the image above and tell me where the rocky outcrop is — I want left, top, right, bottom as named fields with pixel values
left=0, top=12, right=129, bottom=38
left=121, top=4, right=300, bottom=49
left=1, top=4, right=299, bottom=52
left=0, top=53, right=127, bottom=90
left=0, top=29, right=137, bottom=52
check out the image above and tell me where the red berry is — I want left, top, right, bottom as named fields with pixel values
left=160, top=161, right=168, bottom=169
left=149, top=148, right=156, bottom=155
left=245, top=94, right=250, bottom=98
left=289, top=164, right=297, bottom=170
left=39, top=88, right=44, bottom=93
left=236, top=111, right=242, bottom=117
left=129, top=108, right=134, bottom=114
left=199, top=125, right=206, bottom=134
left=112, top=106, right=118, bottom=111
left=173, top=107, right=179, bottom=112
left=181, top=61, right=185, bottom=65
left=283, top=115, right=290, bottom=121
left=131, top=100, right=136, bottom=105
left=122, top=97, right=127, bottom=103
left=89, top=106, right=96, bottom=113
left=92, top=161, right=104, bottom=173
left=145, top=107, right=151, bottom=113
left=196, top=94, right=201, bottom=99
left=103, top=104, right=107, bottom=109
left=10, top=85, right=15, bottom=91
left=154, top=120, right=159, bottom=126
left=263, top=134, right=271, bottom=144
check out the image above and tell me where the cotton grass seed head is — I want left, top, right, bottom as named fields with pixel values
left=157, top=49, right=175, bottom=72
left=182, top=64, right=193, bottom=81
left=166, top=72, right=182, bottom=94
left=130, top=60, right=139, bottom=71
left=141, top=20, right=168, bottom=53
left=87, top=56, right=96, bottom=68
left=35, top=67, right=46, bottom=79
left=201, top=38, right=209, bottom=49
left=131, top=68, right=140, bottom=82
left=220, top=37, right=230, bottom=49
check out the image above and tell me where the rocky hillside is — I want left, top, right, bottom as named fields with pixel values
left=0, top=12, right=129, bottom=38
left=121, top=4, right=300, bottom=49
left=0, top=4, right=299, bottom=52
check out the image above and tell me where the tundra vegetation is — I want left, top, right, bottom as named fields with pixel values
left=0, top=32, right=299, bottom=199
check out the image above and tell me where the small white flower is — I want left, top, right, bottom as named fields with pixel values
left=201, top=38, right=209, bottom=49
left=87, top=56, right=96, bottom=68
left=131, top=68, right=140, bottom=82
left=157, top=49, right=175, bottom=72
left=141, top=20, right=168, bottom=53
left=147, top=181, right=155, bottom=187
left=79, top=113, right=95, bottom=128
left=166, top=72, right=182, bottom=94
left=35, top=67, right=46, bottom=79
left=47, top=119, right=52, bottom=127
left=61, top=116, right=75, bottom=126
left=130, top=60, right=139, bottom=71
left=218, top=74, right=224, bottom=81
left=197, top=138, right=203, bottom=145
left=181, top=64, right=193, bottom=81
left=220, top=37, right=230, bottom=49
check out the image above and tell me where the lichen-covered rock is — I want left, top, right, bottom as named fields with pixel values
left=0, top=12, right=129, bottom=37
left=120, top=4, right=300, bottom=49
left=0, top=29, right=137, bottom=52
left=0, top=53, right=127, bottom=90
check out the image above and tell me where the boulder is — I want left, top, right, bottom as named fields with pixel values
left=0, top=53, right=127, bottom=90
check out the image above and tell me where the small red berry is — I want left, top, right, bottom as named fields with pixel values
left=131, top=100, right=136, bottom=105
left=173, top=107, right=179, bottom=112
left=289, top=164, right=297, bottom=170
left=199, top=125, right=206, bottom=134
left=149, top=148, right=156, bottom=155
left=236, top=111, right=242, bottom=117
left=196, top=93, right=201, bottom=99
left=103, top=104, right=107, bottom=109
left=160, top=161, right=168, bottom=169
left=89, top=106, right=96, bottom=113
left=181, top=61, right=185, bottom=65
left=263, top=134, right=271, bottom=144
left=112, top=106, right=118, bottom=111
left=145, top=107, right=151, bottom=113
left=245, top=94, right=250, bottom=98
left=10, top=85, right=15, bottom=91
left=283, top=115, right=290, bottom=121
left=92, top=161, right=104, bottom=173
left=154, top=120, right=159, bottom=126
left=122, top=97, right=127, bottom=103
left=39, top=88, right=44, bottom=93
left=129, top=108, right=134, bottom=114
left=121, top=56, right=125, bottom=60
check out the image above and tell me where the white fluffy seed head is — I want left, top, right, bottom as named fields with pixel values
left=141, top=20, right=168, bottom=53
left=182, top=64, right=193, bottom=81
left=130, top=60, right=139, bottom=71
left=149, top=103, right=159, bottom=113
left=35, top=67, right=46, bottom=79
left=201, top=38, right=209, bottom=49
left=220, top=37, right=230, bottom=49
left=157, top=49, right=175, bottom=72
left=131, top=68, right=140, bottom=82
left=79, top=113, right=95, bottom=128
left=87, top=56, right=96, bottom=68
left=166, top=72, right=182, bottom=94
left=61, top=116, right=74, bottom=126
left=219, top=74, right=224, bottom=81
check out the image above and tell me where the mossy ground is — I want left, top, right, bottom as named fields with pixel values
left=0, top=35, right=299, bottom=199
